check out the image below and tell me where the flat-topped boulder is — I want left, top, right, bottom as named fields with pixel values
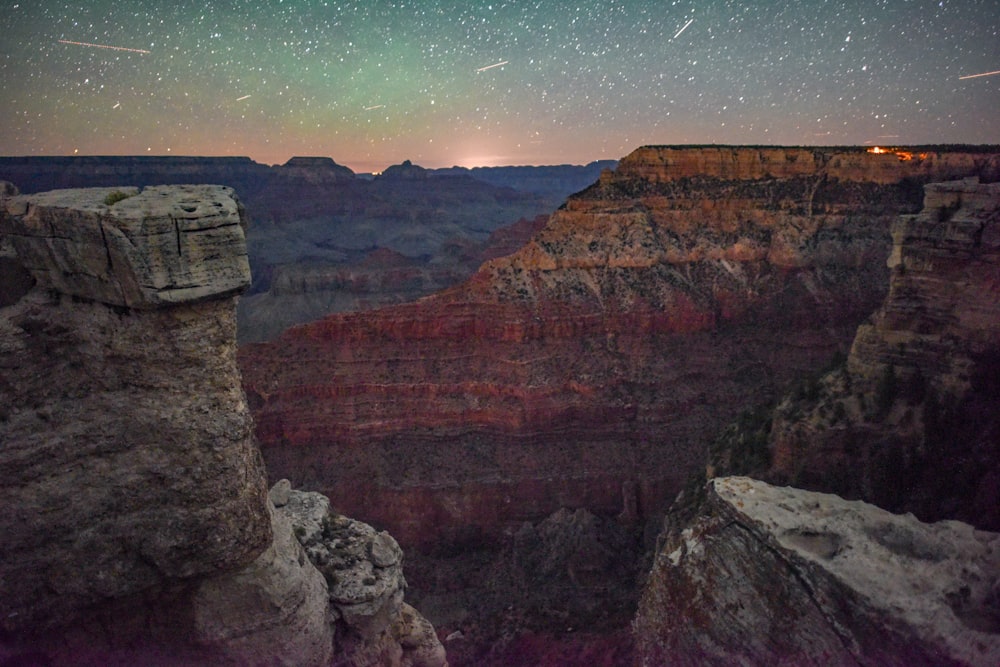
left=2, top=184, right=250, bottom=308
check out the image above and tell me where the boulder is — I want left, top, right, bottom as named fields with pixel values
left=635, top=477, right=1000, bottom=666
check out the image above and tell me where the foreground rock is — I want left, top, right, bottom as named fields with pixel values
left=1, top=185, right=270, bottom=638
left=635, top=476, right=1000, bottom=666
left=0, top=186, right=442, bottom=666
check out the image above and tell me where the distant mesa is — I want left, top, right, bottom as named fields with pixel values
left=282, top=156, right=348, bottom=168
left=277, top=156, right=355, bottom=183
left=377, top=159, right=430, bottom=180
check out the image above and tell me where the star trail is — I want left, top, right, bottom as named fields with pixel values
left=1, top=1, right=997, bottom=172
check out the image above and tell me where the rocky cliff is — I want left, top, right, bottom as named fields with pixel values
left=748, top=177, right=1000, bottom=529
left=635, top=477, right=1000, bottom=666
left=0, top=185, right=443, bottom=666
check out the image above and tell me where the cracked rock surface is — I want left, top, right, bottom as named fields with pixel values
left=3, top=184, right=250, bottom=308
left=635, top=476, right=1000, bottom=666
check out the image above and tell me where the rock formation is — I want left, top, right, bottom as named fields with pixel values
left=273, top=485, right=446, bottom=667
left=239, top=146, right=1000, bottom=553
left=635, top=476, right=1000, bottom=666
left=755, top=178, right=1000, bottom=529
left=0, top=186, right=443, bottom=666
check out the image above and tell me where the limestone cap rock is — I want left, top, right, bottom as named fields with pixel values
left=2, top=184, right=250, bottom=308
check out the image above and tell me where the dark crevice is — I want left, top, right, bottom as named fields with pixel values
left=98, top=221, right=114, bottom=273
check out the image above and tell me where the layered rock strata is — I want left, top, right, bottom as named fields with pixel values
left=0, top=186, right=443, bottom=666
left=635, top=476, right=1000, bottom=666
left=240, top=146, right=1000, bottom=551
left=763, top=178, right=1000, bottom=528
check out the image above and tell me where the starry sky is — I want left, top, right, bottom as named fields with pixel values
left=1, top=1, right=998, bottom=172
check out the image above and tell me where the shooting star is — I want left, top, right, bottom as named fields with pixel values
left=673, top=18, right=694, bottom=40
left=959, top=69, right=1000, bottom=80
left=112, top=102, right=120, bottom=109
left=476, top=60, right=508, bottom=73
left=58, top=39, right=150, bottom=54
left=364, top=104, right=385, bottom=111
left=236, top=94, right=252, bottom=101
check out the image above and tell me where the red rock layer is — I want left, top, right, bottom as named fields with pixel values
left=239, top=146, right=1000, bottom=549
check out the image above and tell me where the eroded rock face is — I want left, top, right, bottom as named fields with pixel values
left=635, top=477, right=1000, bottom=666
left=276, top=487, right=448, bottom=667
left=765, top=178, right=1000, bottom=528
left=1, top=186, right=445, bottom=666
left=192, top=503, right=334, bottom=667
left=0, top=186, right=269, bottom=634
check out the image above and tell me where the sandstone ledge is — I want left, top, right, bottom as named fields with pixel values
left=2, top=185, right=250, bottom=308
left=636, top=477, right=1000, bottom=666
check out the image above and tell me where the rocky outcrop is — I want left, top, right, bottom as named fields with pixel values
left=1, top=185, right=270, bottom=639
left=274, top=486, right=447, bottom=667
left=239, top=146, right=1000, bottom=554
left=635, top=476, right=1000, bottom=666
left=762, top=178, right=1000, bottom=528
left=0, top=186, right=442, bottom=666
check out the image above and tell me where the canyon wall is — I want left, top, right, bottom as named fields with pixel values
left=240, top=146, right=1000, bottom=554
left=0, top=185, right=443, bottom=666
left=752, top=178, right=1000, bottom=529
left=635, top=477, right=1000, bottom=666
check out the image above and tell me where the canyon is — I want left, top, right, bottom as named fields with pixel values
left=5, top=146, right=1000, bottom=664
left=240, top=146, right=1000, bottom=551
left=238, top=145, right=1000, bottom=662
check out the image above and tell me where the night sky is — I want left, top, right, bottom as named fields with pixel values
left=1, top=1, right=998, bottom=172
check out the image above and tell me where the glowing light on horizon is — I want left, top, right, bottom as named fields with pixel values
left=58, top=39, right=151, bottom=54
left=958, top=69, right=1000, bottom=80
